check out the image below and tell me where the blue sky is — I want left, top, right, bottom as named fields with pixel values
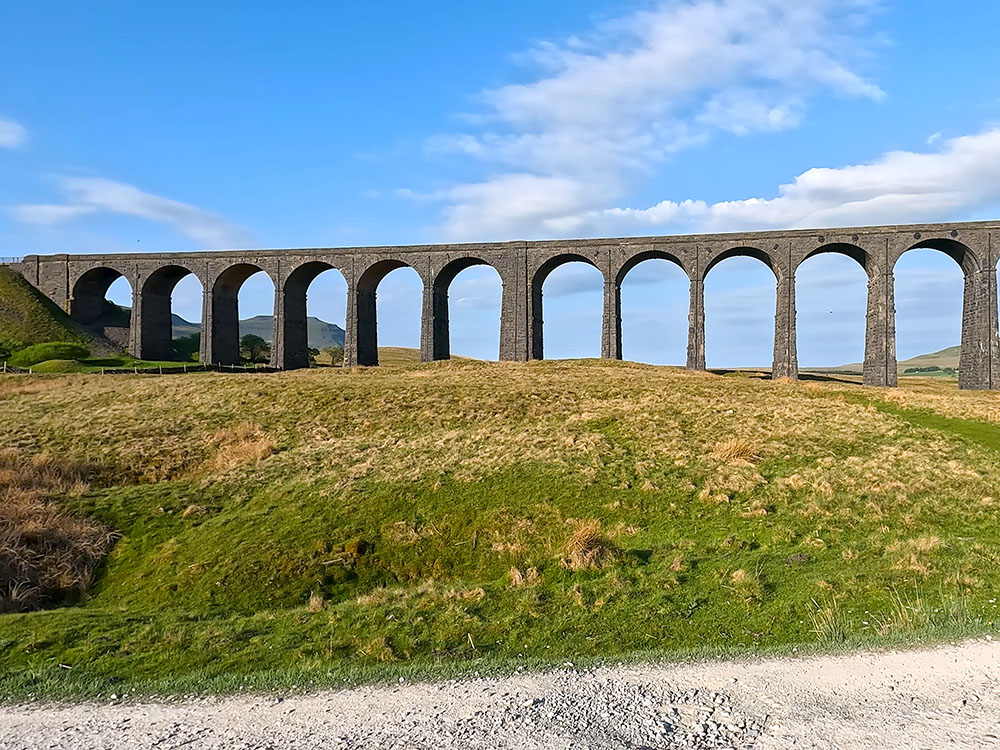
left=2, top=1, right=999, bottom=365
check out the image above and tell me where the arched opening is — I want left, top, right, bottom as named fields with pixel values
left=70, top=267, right=133, bottom=350
left=531, top=255, right=603, bottom=360
left=355, top=260, right=422, bottom=366
left=280, top=262, right=347, bottom=369
left=433, top=259, right=502, bottom=361
left=617, top=252, right=688, bottom=365
left=795, top=246, right=868, bottom=372
left=138, top=265, right=204, bottom=361
left=893, top=241, right=968, bottom=379
left=170, top=274, right=203, bottom=360
left=704, top=249, right=776, bottom=371
left=207, top=264, right=275, bottom=365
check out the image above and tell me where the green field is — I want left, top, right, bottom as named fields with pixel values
left=2, top=361, right=1000, bottom=700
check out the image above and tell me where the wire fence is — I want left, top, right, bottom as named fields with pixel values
left=1, top=362, right=280, bottom=376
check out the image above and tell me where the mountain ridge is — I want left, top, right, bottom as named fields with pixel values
left=172, top=314, right=345, bottom=349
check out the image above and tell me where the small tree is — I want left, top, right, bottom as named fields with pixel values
left=240, top=334, right=270, bottom=363
left=322, top=345, right=345, bottom=366
left=308, top=347, right=319, bottom=366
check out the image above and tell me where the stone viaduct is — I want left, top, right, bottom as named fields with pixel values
left=12, top=220, right=1000, bottom=389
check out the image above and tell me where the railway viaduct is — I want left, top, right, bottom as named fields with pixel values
left=11, top=220, right=1000, bottom=389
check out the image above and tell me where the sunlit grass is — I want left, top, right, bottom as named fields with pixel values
left=1, top=360, right=999, bottom=699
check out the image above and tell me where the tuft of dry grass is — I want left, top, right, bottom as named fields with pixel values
left=307, top=591, right=326, bottom=612
left=725, top=567, right=765, bottom=602
left=561, top=519, right=617, bottom=571
left=209, top=422, right=277, bottom=473
left=0, top=449, right=118, bottom=613
left=711, top=437, right=760, bottom=464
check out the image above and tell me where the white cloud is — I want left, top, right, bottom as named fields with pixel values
left=575, top=127, right=1000, bottom=234
left=430, top=0, right=882, bottom=240
left=11, top=177, right=247, bottom=248
left=0, top=117, right=27, bottom=148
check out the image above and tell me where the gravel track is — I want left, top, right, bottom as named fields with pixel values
left=2, top=639, right=998, bottom=749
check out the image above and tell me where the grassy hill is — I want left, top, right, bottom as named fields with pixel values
left=2, top=361, right=1000, bottom=699
left=815, top=345, right=962, bottom=377
left=0, top=266, right=88, bottom=347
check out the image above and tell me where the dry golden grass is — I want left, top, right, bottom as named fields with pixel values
left=561, top=519, right=617, bottom=570
left=307, top=591, right=326, bottom=612
left=711, top=437, right=760, bottom=463
left=208, top=422, right=277, bottom=474
left=0, top=449, right=117, bottom=612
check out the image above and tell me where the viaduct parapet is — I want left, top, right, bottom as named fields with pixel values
left=12, top=220, right=1000, bottom=389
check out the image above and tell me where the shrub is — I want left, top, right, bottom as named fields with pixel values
left=8, top=342, right=90, bottom=368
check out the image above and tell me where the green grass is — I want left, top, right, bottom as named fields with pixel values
left=0, top=267, right=87, bottom=349
left=8, top=342, right=90, bottom=368
left=2, top=361, right=1000, bottom=700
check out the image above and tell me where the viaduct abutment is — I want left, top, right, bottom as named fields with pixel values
left=13, top=220, right=1000, bottom=390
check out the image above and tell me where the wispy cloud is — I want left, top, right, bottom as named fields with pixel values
left=0, top=116, right=27, bottom=148
left=428, top=0, right=882, bottom=240
left=11, top=177, right=248, bottom=248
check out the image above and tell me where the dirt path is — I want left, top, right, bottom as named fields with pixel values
left=2, top=639, right=998, bottom=749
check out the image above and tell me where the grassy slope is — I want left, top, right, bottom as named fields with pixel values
left=2, top=361, right=1000, bottom=699
left=0, top=267, right=87, bottom=347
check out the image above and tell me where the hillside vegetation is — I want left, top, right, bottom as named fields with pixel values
left=0, top=267, right=87, bottom=348
left=1, top=361, right=1000, bottom=699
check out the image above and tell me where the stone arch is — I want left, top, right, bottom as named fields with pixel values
left=893, top=237, right=981, bottom=276
left=530, top=253, right=604, bottom=360
left=70, top=266, right=133, bottom=325
left=354, top=259, right=424, bottom=366
left=891, top=238, right=977, bottom=386
left=138, top=264, right=203, bottom=361
left=615, top=250, right=689, bottom=364
left=797, top=243, right=872, bottom=275
left=704, top=246, right=777, bottom=278
left=206, top=263, right=276, bottom=365
left=614, top=249, right=687, bottom=287
left=279, top=261, right=348, bottom=369
left=431, top=257, right=503, bottom=361
left=794, top=246, right=869, bottom=370
left=703, top=247, right=778, bottom=371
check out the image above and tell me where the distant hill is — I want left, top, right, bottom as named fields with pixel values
left=172, top=314, right=345, bottom=349
left=811, top=345, right=961, bottom=377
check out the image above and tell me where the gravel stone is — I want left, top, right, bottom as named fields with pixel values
left=0, top=640, right=998, bottom=749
